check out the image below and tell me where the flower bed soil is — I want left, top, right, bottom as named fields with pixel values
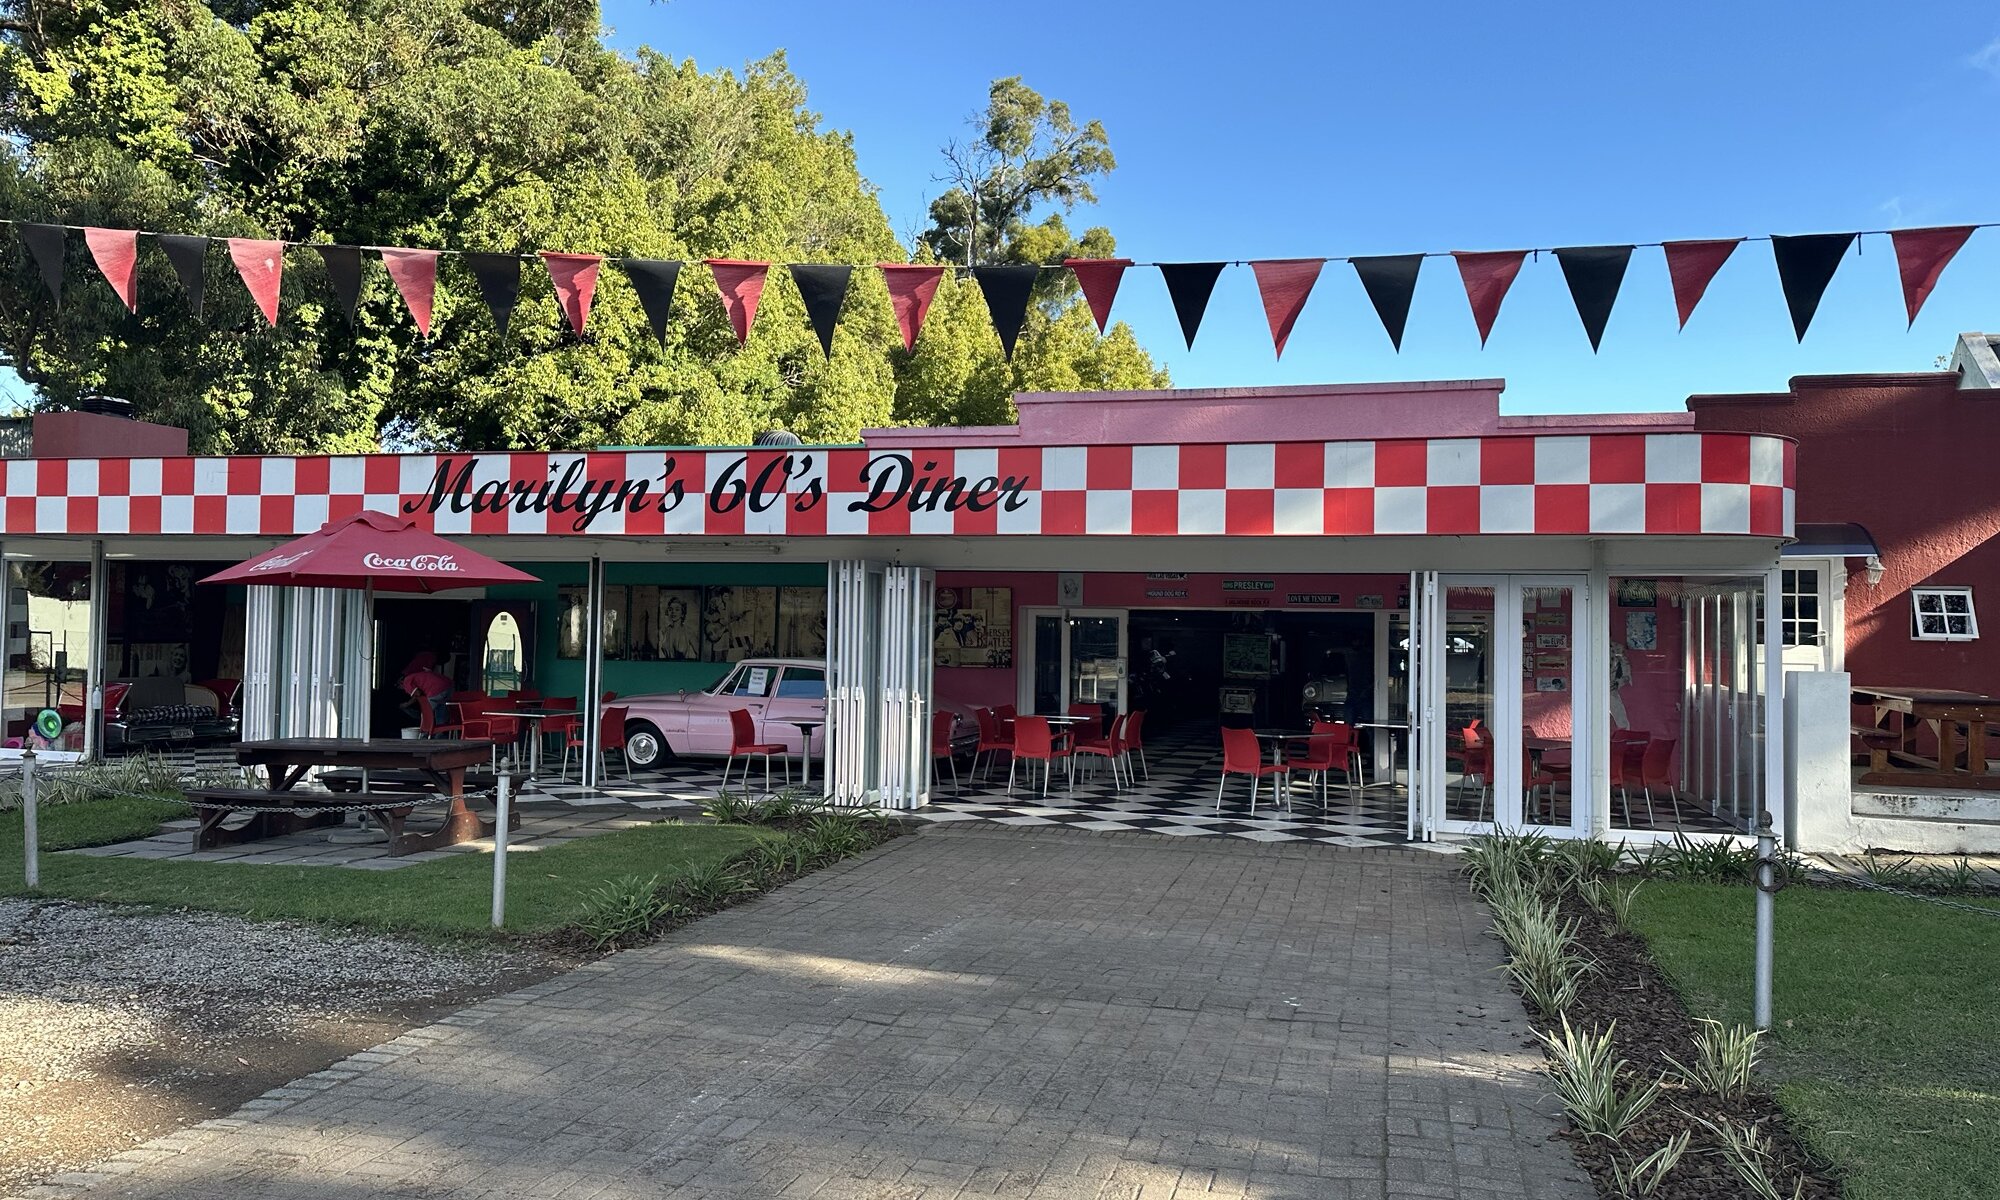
left=1521, top=890, right=1842, bottom=1200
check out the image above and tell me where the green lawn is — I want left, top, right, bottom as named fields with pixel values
left=1629, top=881, right=2000, bottom=1200
left=2, top=799, right=770, bottom=938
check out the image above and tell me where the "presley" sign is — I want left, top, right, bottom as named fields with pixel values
left=403, top=453, right=1034, bottom=533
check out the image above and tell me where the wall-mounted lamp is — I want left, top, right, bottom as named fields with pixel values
left=1864, top=555, right=1885, bottom=588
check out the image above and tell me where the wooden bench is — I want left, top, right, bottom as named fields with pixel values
left=184, top=787, right=355, bottom=850
left=317, top=767, right=500, bottom=795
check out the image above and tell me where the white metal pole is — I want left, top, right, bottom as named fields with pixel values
left=581, top=557, right=605, bottom=789
left=85, top=540, right=105, bottom=761
left=491, top=771, right=511, bottom=928
left=21, top=744, right=38, bottom=889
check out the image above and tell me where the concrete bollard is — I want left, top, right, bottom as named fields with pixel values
left=21, top=745, right=39, bottom=890
left=491, top=772, right=511, bottom=929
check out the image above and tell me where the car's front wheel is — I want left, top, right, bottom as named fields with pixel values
left=624, top=720, right=672, bottom=769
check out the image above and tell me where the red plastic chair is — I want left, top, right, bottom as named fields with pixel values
left=972, top=707, right=1015, bottom=781
left=1066, top=702, right=1103, bottom=740
left=538, top=696, right=579, bottom=762
left=563, top=704, right=632, bottom=782
left=1459, top=729, right=1494, bottom=820
left=1291, top=721, right=1361, bottom=806
left=1640, top=736, right=1680, bottom=827
left=1219, top=725, right=1289, bottom=814
left=1007, top=716, right=1067, bottom=798
left=931, top=710, right=960, bottom=797
left=1612, top=731, right=1651, bottom=825
left=1071, top=712, right=1129, bottom=789
left=995, top=704, right=1018, bottom=738
left=415, top=691, right=464, bottom=739
left=723, top=707, right=790, bottom=793
left=1124, top=709, right=1150, bottom=781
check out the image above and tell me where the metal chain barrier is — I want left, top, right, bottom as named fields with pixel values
left=1801, top=859, right=2000, bottom=919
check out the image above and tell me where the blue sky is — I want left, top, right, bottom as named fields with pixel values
left=602, top=0, right=2000, bottom=415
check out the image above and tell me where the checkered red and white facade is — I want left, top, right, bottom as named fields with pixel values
left=1, top=431, right=1795, bottom=539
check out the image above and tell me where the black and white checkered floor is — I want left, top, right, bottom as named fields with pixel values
left=912, top=729, right=1440, bottom=848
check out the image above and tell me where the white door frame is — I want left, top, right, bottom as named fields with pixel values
left=1425, top=573, right=1593, bottom=839
left=1017, top=606, right=1129, bottom=715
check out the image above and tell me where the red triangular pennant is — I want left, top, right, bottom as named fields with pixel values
left=1249, top=258, right=1325, bottom=359
left=540, top=252, right=602, bottom=335
left=379, top=247, right=440, bottom=337
left=1662, top=239, right=1741, bottom=330
left=878, top=264, right=947, bottom=351
left=1062, top=257, right=1132, bottom=333
left=1890, top=226, right=1975, bottom=327
left=226, top=238, right=284, bottom=327
left=706, top=259, right=769, bottom=345
left=83, top=227, right=139, bottom=312
left=1450, top=251, right=1526, bottom=346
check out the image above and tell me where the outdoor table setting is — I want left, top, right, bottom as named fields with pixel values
left=188, top=737, right=515, bottom=857
left=511, top=708, right=581, bottom=779
left=782, top=718, right=825, bottom=788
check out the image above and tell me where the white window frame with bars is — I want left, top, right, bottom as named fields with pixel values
left=1911, top=586, right=1979, bottom=641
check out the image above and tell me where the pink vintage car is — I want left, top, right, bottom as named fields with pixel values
left=616, top=658, right=828, bottom=769
left=613, top=657, right=979, bottom=771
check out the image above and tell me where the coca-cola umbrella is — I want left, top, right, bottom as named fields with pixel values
left=201, top=510, right=536, bottom=592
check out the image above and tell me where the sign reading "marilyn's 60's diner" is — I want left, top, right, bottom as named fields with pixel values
left=402, top=453, right=1034, bottom=533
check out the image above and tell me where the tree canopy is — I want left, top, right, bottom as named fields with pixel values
left=0, top=2, right=1164, bottom=453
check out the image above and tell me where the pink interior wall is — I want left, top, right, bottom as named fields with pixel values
left=935, top=572, right=1056, bottom=712
left=1609, top=578, right=1687, bottom=785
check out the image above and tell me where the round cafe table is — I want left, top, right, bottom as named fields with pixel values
left=1254, top=728, right=1307, bottom=766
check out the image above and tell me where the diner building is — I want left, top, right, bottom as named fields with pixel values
left=2, top=378, right=1795, bottom=845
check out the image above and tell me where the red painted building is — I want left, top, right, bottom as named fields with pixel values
left=1688, top=339, right=2000, bottom=697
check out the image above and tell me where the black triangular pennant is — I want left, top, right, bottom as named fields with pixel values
left=789, top=263, right=853, bottom=358
left=1771, top=233, right=1855, bottom=342
left=622, top=259, right=682, bottom=345
left=1157, top=262, right=1225, bottom=350
left=1350, top=255, right=1422, bottom=351
left=971, top=265, right=1039, bottom=359
left=157, top=234, right=208, bottom=318
left=1553, top=245, right=1634, bottom=352
left=313, top=244, right=363, bottom=325
left=18, top=223, right=66, bottom=306
left=461, top=252, right=523, bottom=336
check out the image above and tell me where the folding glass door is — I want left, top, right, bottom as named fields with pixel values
left=1421, top=575, right=1589, bottom=838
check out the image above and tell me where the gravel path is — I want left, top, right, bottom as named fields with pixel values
left=0, top=898, right=555, bottom=1192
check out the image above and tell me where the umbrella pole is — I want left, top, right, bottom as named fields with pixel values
left=361, top=579, right=374, bottom=793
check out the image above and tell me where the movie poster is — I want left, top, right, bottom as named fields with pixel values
left=655, top=588, right=702, bottom=661
left=778, top=587, right=827, bottom=657
left=702, top=585, right=777, bottom=662
left=933, top=587, right=1012, bottom=667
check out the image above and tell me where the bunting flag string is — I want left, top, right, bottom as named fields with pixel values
left=157, top=234, right=208, bottom=319
left=1770, top=233, right=1855, bottom=342
left=463, top=252, right=523, bottom=336
left=2, top=216, right=1995, bottom=356
left=1452, top=250, right=1526, bottom=346
left=879, top=263, right=945, bottom=351
left=20, top=223, right=65, bottom=305
left=1157, top=262, right=1224, bottom=349
left=82, top=227, right=138, bottom=313
left=1662, top=239, right=1741, bottom=330
left=1351, top=255, right=1421, bottom=351
left=972, top=265, right=1039, bottom=360
left=1249, top=258, right=1324, bottom=359
left=623, top=259, right=682, bottom=345
left=1553, top=245, right=1634, bottom=352
left=378, top=247, right=438, bottom=337
left=707, top=259, right=768, bottom=345
left=315, top=244, right=363, bottom=325
left=789, top=264, right=852, bottom=358
left=1889, top=226, right=1974, bottom=327
left=227, top=238, right=284, bottom=327
left=541, top=252, right=601, bottom=336
left=1064, top=257, right=1130, bottom=333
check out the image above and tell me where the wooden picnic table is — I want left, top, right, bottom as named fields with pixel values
left=1852, top=686, right=2000, bottom=791
left=194, top=738, right=514, bottom=856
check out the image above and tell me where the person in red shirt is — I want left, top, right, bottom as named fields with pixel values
left=400, top=663, right=452, bottom=726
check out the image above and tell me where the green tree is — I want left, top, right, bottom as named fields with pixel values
left=0, top=7, right=1161, bottom=452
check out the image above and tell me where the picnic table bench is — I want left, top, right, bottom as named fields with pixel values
left=1853, top=685, right=2000, bottom=791
left=191, top=738, right=518, bottom=856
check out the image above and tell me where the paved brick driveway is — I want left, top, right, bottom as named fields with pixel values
left=23, top=826, right=1592, bottom=1200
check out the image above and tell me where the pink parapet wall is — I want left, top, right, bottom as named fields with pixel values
left=872, top=380, right=1694, bottom=449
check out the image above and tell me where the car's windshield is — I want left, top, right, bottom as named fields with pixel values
left=706, top=665, right=739, bottom=694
